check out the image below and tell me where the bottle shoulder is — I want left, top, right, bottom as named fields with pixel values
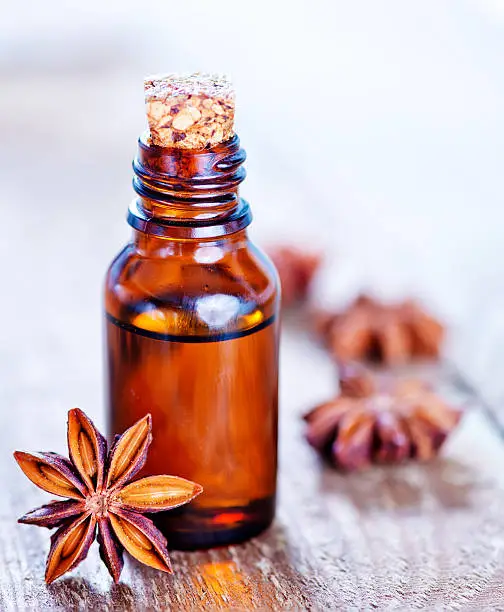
left=105, top=238, right=279, bottom=337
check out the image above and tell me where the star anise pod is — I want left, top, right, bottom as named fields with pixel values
left=14, top=409, right=202, bottom=584
left=303, top=363, right=462, bottom=471
left=316, top=295, right=444, bottom=365
left=267, top=245, right=322, bottom=307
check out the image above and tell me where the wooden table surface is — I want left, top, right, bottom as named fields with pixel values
left=2, top=11, right=504, bottom=606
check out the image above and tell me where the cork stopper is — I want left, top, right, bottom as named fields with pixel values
left=144, top=73, right=235, bottom=150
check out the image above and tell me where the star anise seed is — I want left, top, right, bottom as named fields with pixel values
left=14, top=409, right=202, bottom=584
left=268, top=245, right=322, bottom=308
left=303, top=363, right=462, bottom=471
left=315, top=295, right=444, bottom=365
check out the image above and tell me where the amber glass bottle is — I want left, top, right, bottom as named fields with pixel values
left=104, top=132, right=280, bottom=549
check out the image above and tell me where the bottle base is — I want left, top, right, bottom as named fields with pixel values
left=153, top=495, right=275, bottom=550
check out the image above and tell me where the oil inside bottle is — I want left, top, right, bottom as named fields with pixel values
left=106, top=302, right=278, bottom=549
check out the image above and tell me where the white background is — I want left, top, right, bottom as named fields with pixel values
left=1, top=0, right=503, bottom=406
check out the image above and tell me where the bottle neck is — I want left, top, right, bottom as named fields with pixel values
left=132, top=228, right=250, bottom=257
left=128, top=133, right=251, bottom=240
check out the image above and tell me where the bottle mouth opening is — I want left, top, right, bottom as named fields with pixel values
left=136, top=132, right=246, bottom=183
left=130, top=132, right=249, bottom=238
left=134, top=133, right=245, bottom=200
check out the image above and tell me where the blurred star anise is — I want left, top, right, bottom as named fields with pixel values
left=316, top=295, right=444, bottom=365
left=303, top=364, right=462, bottom=471
left=268, top=245, right=322, bottom=307
left=14, top=409, right=202, bottom=584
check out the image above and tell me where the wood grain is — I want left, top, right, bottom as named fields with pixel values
left=3, top=363, right=504, bottom=610
left=1, top=70, right=504, bottom=610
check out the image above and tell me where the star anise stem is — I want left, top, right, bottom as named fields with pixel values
left=14, top=408, right=202, bottom=583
